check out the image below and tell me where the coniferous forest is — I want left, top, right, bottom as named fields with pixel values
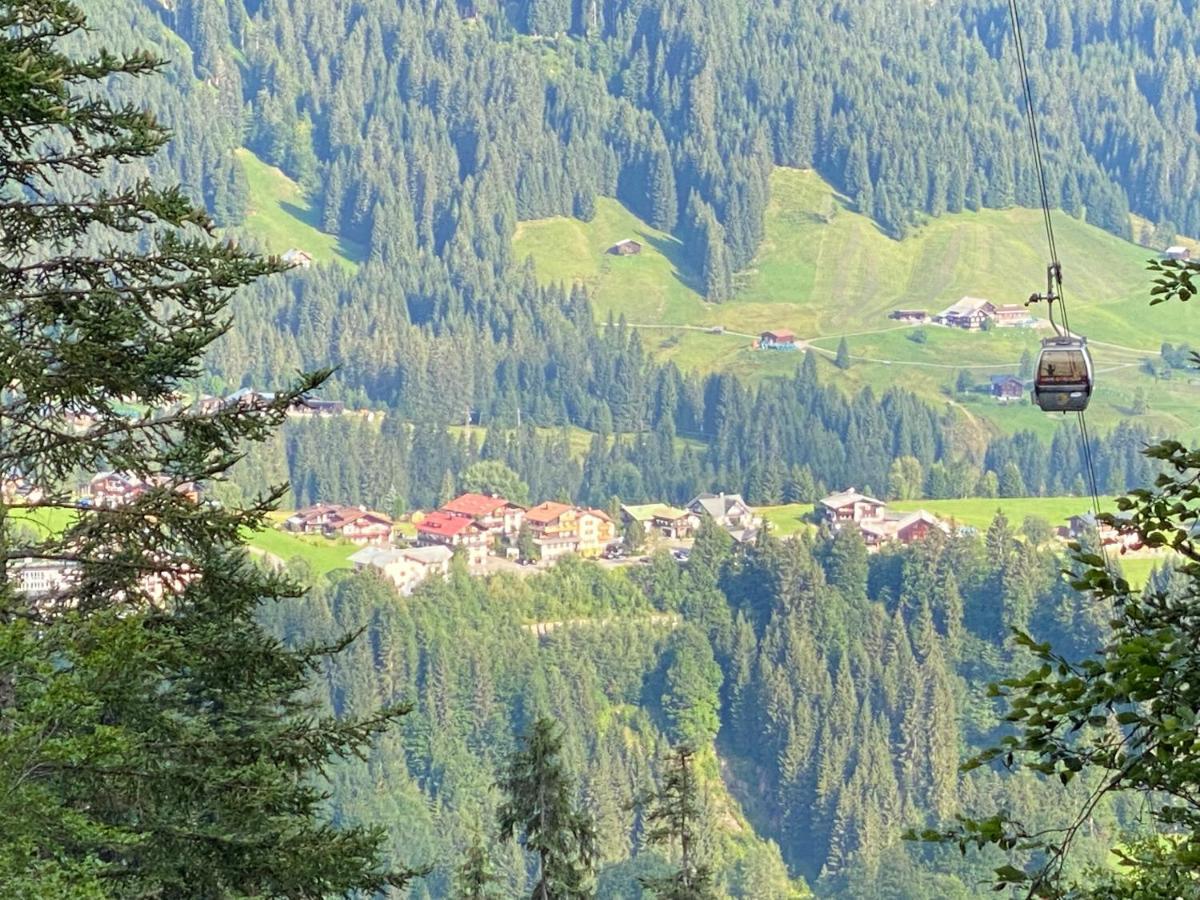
left=263, top=516, right=1152, bottom=897
left=5, top=0, right=1200, bottom=897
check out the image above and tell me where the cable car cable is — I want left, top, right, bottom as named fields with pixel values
left=1007, top=0, right=1072, bottom=338
left=1007, top=0, right=1118, bottom=580
left=1007, top=1, right=1059, bottom=273
left=1076, top=412, right=1102, bottom=519
left=1076, top=411, right=1117, bottom=576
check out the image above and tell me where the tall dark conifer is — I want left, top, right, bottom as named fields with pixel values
left=638, top=747, right=719, bottom=900
left=0, top=3, right=409, bottom=893
left=498, top=717, right=597, bottom=899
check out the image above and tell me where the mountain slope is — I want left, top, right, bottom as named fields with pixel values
left=516, top=169, right=1200, bottom=438
left=235, top=149, right=365, bottom=269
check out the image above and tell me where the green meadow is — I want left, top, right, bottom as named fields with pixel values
left=514, top=167, right=1200, bottom=438
left=234, top=148, right=365, bottom=271
left=245, top=524, right=361, bottom=576
left=10, top=504, right=360, bottom=577
left=757, top=495, right=1119, bottom=537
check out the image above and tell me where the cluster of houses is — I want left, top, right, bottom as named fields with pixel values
left=620, top=494, right=763, bottom=543
left=285, top=489, right=765, bottom=595
left=284, top=504, right=396, bottom=545
left=818, top=489, right=949, bottom=550
left=891, top=296, right=1036, bottom=331
left=284, top=492, right=621, bottom=593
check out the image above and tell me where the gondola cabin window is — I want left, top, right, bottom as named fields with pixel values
left=1038, top=349, right=1088, bottom=383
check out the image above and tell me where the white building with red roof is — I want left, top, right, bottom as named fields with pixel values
left=415, top=511, right=489, bottom=568
left=440, top=492, right=525, bottom=536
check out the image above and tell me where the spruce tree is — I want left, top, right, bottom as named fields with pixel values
left=498, top=717, right=597, bottom=900
left=623, top=516, right=646, bottom=554
left=0, top=3, right=409, bottom=894
left=835, top=338, right=851, bottom=370
left=454, top=834, right=504, bottom=900
left=638, top=746, right=719, bottom=900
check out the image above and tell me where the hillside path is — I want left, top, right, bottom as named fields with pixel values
left=628, top=321, right=1161, bottom=370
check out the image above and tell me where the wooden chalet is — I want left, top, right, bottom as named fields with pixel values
left=934, top=296, right=993, bottom=330
left=688, top=493, right=761, bottom=542
left=284, top=504, right=394, bottom=546
left=622, top=503, right=696, bottom=539
left=990, top=304, right=1032, bottom=327
left=818, top=489, right=887, bottom=524
left=758, top=329, right=798, bottom=350
left=990, top=374, right=1025, bottom=400
left=609, top=238, right=643, bottom=256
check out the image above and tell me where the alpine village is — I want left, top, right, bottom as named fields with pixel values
left=4, top=2, right=1200, bottom=899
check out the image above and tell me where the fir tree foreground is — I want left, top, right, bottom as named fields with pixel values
left=0, top=2, right=409, bottom=894
left=498, top=717, right=598, bottom=899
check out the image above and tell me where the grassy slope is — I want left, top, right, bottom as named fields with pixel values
left=759, top=496, right=1120, bottom=535
left=246, top=526, right=360, bottom=575
left=514, top=169, right=1200, bottom=439
left=9, top=507, right=78, bottom=537
left=12, top=505, right=359, bottom=576
left=513, top=198, right=702, bottom=324
left=234, top=148, right=365, bottom=270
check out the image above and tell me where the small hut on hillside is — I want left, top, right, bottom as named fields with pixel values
left=608, top=238, right=643, bottom=256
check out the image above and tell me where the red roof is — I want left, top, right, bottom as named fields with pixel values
left=442, top=492, right=510, bottom=518
left=525, top=501, right=573, bottom=525
left=762, top=329, right=796, bottom=342
left=417, top=511, right=478, bottom=538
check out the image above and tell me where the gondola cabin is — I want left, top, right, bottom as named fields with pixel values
left=1032, top=336, right=1093, bottom=412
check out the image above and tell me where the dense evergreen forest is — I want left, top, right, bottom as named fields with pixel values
left=225, top=347, right=1156, bottom=514
left=261, top=517, right=1162, bottom=896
